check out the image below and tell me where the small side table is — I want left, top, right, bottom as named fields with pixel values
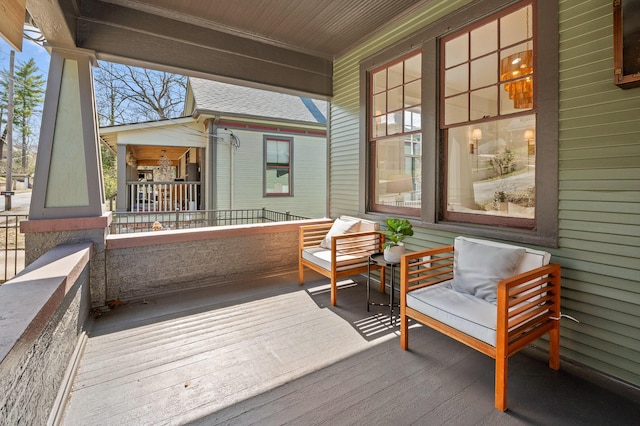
left=367, top=252, right=401, bottom=325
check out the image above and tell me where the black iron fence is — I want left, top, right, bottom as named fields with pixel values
left=110, top=208, right=309, bottom=234
left=0, top=215, right=28, bottom=283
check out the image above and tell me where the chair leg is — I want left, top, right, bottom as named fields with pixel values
left=379, top=266, right=386, bottom=293
left=549, top=327, right=560, bottom=370
left=298, top=261, right=304, bottom=285
left=400, top=312, right=409, bottom=350
left=330, top=276, right=337, bottom=306
left=495, top=356, right=508, bottom=411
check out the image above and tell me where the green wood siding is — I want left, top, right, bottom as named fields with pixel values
left=216, top=129, right=326, bottom=218
left=556, top=0, right=640, bottom=386
left=331, top=0, right=640, bottom=387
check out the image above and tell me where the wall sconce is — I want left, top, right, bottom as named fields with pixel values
left=470, top=128, right=482, bottom=154
left=524, top=128, right=535, bottom=155
left=524, top=129, right=535, bottom=165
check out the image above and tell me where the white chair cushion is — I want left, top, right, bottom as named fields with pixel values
left=302, top=247, right=369, bottom=272
left=456, top=236, right=551, bottom=274
left=451, top=237, right=525, bottom=304
left=319, top=217, right=360, bottom=249
left=407, top=281, right=497, bottom=346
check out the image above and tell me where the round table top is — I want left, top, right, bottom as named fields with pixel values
left=369, top=252, right=400, bottom=266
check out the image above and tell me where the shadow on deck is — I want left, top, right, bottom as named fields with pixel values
left=61, top=271, right=640, bottom=425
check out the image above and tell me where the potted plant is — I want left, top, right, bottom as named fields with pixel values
left=381, top=218, right=414, bottom=263
left=493, top=190, right=508, bottom=212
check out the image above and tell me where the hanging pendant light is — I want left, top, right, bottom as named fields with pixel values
left=157, top=149, right=174, bottom=181
left=158, top=150, right=173, bottom=168
left=500, top=7, right=533, bottom=109
left=500, top=50, right=533, bottom=109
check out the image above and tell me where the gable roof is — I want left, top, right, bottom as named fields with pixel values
left=188, top=78, right=327, bottom=125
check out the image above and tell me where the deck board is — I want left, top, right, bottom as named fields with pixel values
left=61, top=271, right=640, bottom=425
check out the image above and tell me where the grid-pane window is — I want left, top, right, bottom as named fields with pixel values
left=442, top=2, right=536, bottom=227
left=370, top=51, right=422, bottom=213
left=265, top=138, right=291, bottom=195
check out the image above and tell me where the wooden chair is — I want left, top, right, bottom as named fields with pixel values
left=299, top=216, right=385, bottom=306
left=399, top=236, right=561, bottom=411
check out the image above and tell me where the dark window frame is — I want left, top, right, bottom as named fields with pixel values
left=264, top=136, right=293, bottom=197
left=368, top=50, right=423, bottom=216
left=440, top=1, right=536, bottom=229
left=359, top=0, right=558, bottom=247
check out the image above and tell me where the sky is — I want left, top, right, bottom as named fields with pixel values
left=1, top=30, right=50, bottom=149
left=0, top=30, right=50, bottom=82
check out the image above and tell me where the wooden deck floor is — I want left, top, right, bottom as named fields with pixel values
left=61, top=271, right=640, bottom=425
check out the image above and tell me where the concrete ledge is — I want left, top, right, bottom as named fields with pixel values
left=0, top=242, right=93, bottom=425
left=106, top=218, right=331, bottom=249
left=20, top=212, right=112, bottom=233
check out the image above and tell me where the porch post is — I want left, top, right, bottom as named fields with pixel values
left=21, top=47, right=110, bottom=308
left=206, top=118, right=218, bottom=210
left=116, top=144, right=128, bottom=211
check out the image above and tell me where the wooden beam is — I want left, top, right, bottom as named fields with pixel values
left=0, top=0, right=26, bottom=51
left=25, top=0, right=76, bottom=48
left=76, top=0, right=333, bottom=97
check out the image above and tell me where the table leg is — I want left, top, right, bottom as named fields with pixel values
left=390, top=264, right=394, bottom=326
left=367, top=259, right=371, bottom=312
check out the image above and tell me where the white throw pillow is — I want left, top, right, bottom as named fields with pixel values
left=450, top=237, right=525, bottom=304
left=319, top=218, right=360, bottom=249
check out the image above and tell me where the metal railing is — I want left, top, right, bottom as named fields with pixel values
left=110, top=208, right=309, bottom=234
left=127, top=181, right=201, bottom=212
left=0, top=214, right=28, bottom=283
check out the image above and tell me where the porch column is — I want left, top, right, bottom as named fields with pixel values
left=116, top=144, right=128, bottom=211
left=206, top=118, right=218, bottom=210
left=21, top=47, right=110, bottom=308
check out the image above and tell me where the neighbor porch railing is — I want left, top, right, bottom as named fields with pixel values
left=127, top=181, right=201, bottom=212
left=0, top=214, right=28, bottom=283
left=110, top=208, right=309, bottom=234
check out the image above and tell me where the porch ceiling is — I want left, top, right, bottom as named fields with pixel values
left=25, top=0, right=428, bottom=98
left=128, top=145, right=188, bottom=166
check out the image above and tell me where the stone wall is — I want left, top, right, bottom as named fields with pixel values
left=22, top=213, right=111, bottom=308
left=105, top=219, right=330, bottom=302
left=0, top=243, right=92, bottom=425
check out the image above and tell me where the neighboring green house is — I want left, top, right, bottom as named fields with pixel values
left=101, top=78, right=327, bottom=218
left=186, top=77, right=328, bottom=218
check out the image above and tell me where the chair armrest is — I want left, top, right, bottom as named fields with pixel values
left=400, top=245, right=454, bottom=296
left=331, top=231, right=384, bottom=267
left=299, top=222, right=334, bottom=250
left=496, top=263, right=561, bottom=349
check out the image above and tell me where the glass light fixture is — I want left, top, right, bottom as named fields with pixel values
left=500, top=7, right=533, bottom=109
left=470, top=128, right=482, bottom=154
left=156, top=150, right=174, bottom=182
left=500, top=51, right=533, bottom=109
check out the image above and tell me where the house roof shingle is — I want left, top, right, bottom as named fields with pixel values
left=189, top=78, right=327, bottom=125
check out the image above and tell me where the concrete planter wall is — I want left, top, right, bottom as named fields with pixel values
left=0, top=243, right=92, bottom=425
left=105, top=219, right=330, bottom=303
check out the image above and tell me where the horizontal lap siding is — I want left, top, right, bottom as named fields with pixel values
left=557, top=0, right=640, bottom=386
left=332, top=0, right=640, bottom=387
left=216, top=129, right=327, bottom=218
left=330, top=0, right=472, bottom=217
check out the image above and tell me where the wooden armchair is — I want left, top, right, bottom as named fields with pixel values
left=399, top=236, right=561, bottom=411
left=299, top=216, right=385, bottom=306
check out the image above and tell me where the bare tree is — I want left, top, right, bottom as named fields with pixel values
left=93, top=62, right=130, bottom=126
left=93, top=62, right=187, bottom=125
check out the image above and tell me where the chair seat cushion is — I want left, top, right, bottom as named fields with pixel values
left=302, top=247, right=370, bottom=272
left=407, top=281, right=496, bottom=346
